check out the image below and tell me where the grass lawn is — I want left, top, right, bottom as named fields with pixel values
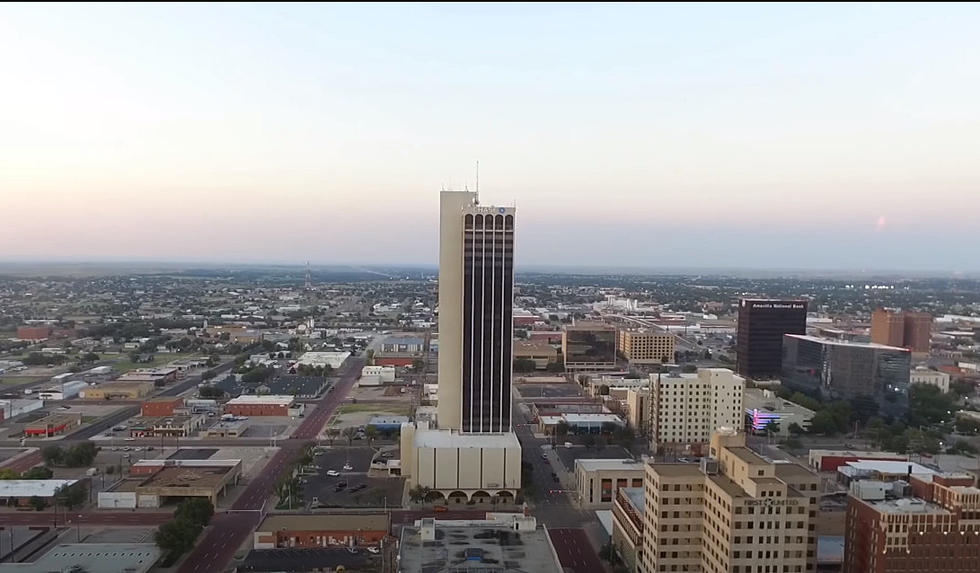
left=334, top=403, right=412, bottom=416
left=0, top=376, right=46, bottom=386
left=110, top=353, right=200, bottom=374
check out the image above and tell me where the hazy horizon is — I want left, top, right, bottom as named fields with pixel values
left=3, top=4, right=980, bottom=271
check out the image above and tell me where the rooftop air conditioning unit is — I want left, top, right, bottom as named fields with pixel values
left=700, top=458, right=719, bottom=475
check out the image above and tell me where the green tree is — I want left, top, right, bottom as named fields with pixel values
left=62, top=443, right=98, bottom=467
left=198, top=386, right=225, bottom=398
left=787, top=422, right=805, bottom=436
left=55, top=483, right=87, bottom=510
left=341, top=426, right=358, bottom=447
left=582, top=433, right=596, bottom=449
left=174, top=498, right=214, bottom=527
left=22, top=466, right=53, bottom=479
left=41, top=446, right=64, bottom=466
left=555, top=421, right=570, bottom=441
left=365, top=425, right=379, bottom=447
left=764, top=420, right=781, bottom=436
left=325, top=427, right=340, bottom=446
left=29, top=496, right=48, bottom=511
left=807, top=411, right=839, bottom=436
left=155, top=518, right=202, bottom=556
left=513, top=358, right=536, bottom=373
left=950, top=380, right=976, bottom=398
left=0, top=468, right=20, bottom=480
left=908, top=384, right=957, bottom=426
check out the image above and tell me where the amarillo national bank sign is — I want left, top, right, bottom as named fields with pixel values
left=744, top=301, right=805, bottom=310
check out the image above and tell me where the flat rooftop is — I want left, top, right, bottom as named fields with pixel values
left=398, top=523, right=561, bottom=573
left=258, top=513, right=389, bottom=532
left=575, top=458, right=645, bottom=472
left=226, top=395, right=295, bottom=406
left=140, top=465, right=234, bottom=489
left=785, top=334, right=908, bottom=352
left=727, top=446, right=769, bottom=466
left=0, top=479, right=78, bottom=497
left=413, top=429, right=521, bottom=449
left=864, top=497, right=951, bottom=515
left=774, top=463, right=818, bottom=481
left=621, top=487, right=645, bottom=515
left=649, top=463, right=703, bottom=478
left=842, top=460, right=935, bottom=476
left=0, top=543, right=161, bottom=573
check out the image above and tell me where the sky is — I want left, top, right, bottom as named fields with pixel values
left=2, top=3, right=980, bottom=272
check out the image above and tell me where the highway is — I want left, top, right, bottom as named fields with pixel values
left=176, top=356, right=365, bottom=573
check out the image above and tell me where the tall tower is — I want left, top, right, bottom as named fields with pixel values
left=437, top=191, right=516, bottom=433
left=304, top=262, right=313, bottom=290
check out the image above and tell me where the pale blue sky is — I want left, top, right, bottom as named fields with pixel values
left=1, top=3, right=979, bottom=271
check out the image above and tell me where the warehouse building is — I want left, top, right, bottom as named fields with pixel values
left=225, top=395, right=303, bottom=417
left=253, top=514, right=390, bottom=549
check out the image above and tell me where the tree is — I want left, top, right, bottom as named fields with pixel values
left=365, top=425, right=379, bottom=447
left=764, top=420, right=781, bottom=437
left=908, top=383, right=957, bottom=426
left=680, top=364, right=698, bottom=373
left=325, top=428, right=340, bottom=446
left=577, top=374, right=591, bottom=387
left=0, top=468, right=20, bottom=480
left=175, top=498, right=214, bottom=527
left=29, top=496, right=48, bottom=511
left=411, top=358, right=425, bottom=372
left=62, top=443, right=97, bottom=467
left=409, top=485, right=434, bottom=504
left=41, top=446, right=64, bottom=466
left=22, top=466, right=53, bottom=479
left=807, top=411, right=839, bottom=436
left=613, top=426, right=636, bottom=449
left=513, top=358, right=537, bottom=373
left=155, top=518, right=201, bottom=556
left=951, top=380, right=976, bottom=398
left=595, top=436, right=607, bottom=451
left=198, top=386, right=225, bottom=398
left=787, top=422, right=805, bottom=436
left=555, top=421, right=570, bottom=441
left=582, top=433, right=596, bottom=449
left=55, top=483, right=87, bottom=510
left=341, top=426, right=358, bottom=447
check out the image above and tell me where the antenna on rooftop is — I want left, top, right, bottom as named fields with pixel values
left=476, top=160, right=479, bottom=196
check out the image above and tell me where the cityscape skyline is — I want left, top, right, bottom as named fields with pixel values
left=3, top=3, right=980, bottom=270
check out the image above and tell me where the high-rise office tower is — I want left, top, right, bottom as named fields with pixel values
left=871, top=308, right=933, bottom=354
left=736, top=299, right=808, bottom=379
left=437, top=191, right=515, bottom=433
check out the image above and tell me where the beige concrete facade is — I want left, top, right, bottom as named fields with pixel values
left=625, top=388, right=650, bottom=438
left=400, top=422, right=521, bottom=502
left=638, top=431, right=818, bottom=573
left=620, top=330, right=676, bottom=364
left=649, top=368, right=744, bottom=455
left=575, top=458, right=646, bottom=508
left=436, top=191, right=476, bottom=430
left=513, top=341, right=558, bottom=369
left=909, top=367, right=950, bottom=393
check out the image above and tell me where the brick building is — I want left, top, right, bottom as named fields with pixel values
left=871, top=308, right=933, bottom=353
left=24, top=413, right=82, bottom=437
left=141, top=397, right=184, bottom=417
left=224, top=395, right=300, bottom=417
left=844, top=473, right=980, bottom=573
left=253, top=514, right=390, bottom=549
left=16, top=325, right=53, bottom=340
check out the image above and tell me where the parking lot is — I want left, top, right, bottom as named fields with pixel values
left=304, top=446, right=404, bottom=508
left=516, top=384, right=583, bottom=399
left=241, top=548, right=379, bottom=572
left=553, top=444, right=634, bottom=471
left=168, top=448, right=219, bottom=460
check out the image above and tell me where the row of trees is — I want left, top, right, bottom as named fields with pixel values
left=42, top=443, right=98, bottom=467
left=0, top=466, right=54, bottom=480
left=155, top=499, right=214, bottom=558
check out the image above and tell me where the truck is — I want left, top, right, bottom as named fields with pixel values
left=86, top=468, right=98, bottom=477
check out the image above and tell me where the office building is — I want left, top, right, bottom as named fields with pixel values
left=871, top=309, right=933, bottom=354
left=402, top=191, right=521, bottom=500
left=225, top=395, right=303, bottom=417
left=575, top=458, right=646, bottom=508
left=909, top=366, right=950, bottom=393
left=620, top=330, right=676, bottom=365
left=844, top=473, right=980, bottom=573
left=736, top=299, right=808, bottom=379
left=612, top=486, right=645, bottom=572
left=563, top=322, right=618, bottom=371
left=639, top=430, right=819, bottom=573
left=649, top=368, right=745, bottom=455
left=781, top=335, right=911, bottom=416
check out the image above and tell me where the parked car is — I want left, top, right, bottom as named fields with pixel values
left=326, top=470, right=340, bottom=477
left=343, top=463, right=353, bottom=471
left=434, top=505, right=448, bottom=513
left=351, top=484, right=367, bottom=492
left=346, top=547, right=357, bottom=554
left=366, top=547, right=380, bottom=554
left=124, top=437, right=135, bottom=442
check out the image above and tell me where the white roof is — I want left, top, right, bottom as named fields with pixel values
left=226, top=395, right=295, bottom=406
left=562, top=413, right=624, bottom=424
left=785, top=334, right=908, bottom=352
left=413, top=428, right=521, bottom=449
left=843, top=460, right=935, bottom=475
left=0, top=479, right=78, bottom=497
left=574, top=459, right=645, bottom=472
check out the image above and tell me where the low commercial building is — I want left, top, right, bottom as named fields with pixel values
left=844, top=473, right=980, bottom=573
left=296, top=351, right=350, bottom=370
left=380, top=336, right=425, bottom=354
left=619, top=330, right=675, bottom=364
left=611, top=487, right=645, bottom=572
left=400, top=422, right=521, bottom=503
left=141, top=397, right=184, bottom=417
left=359, top=365, right=395, bottom=386
left=15, top=325, right=52, bottom=341
left=808, top=450, right=907, bottom=472
left=574, top=458, right=646, bottom=508
left=98, top=460, right=242, bottom=508
left=837, top=460, right=936, bottom=486
left=37, top=380, right=88, bottom=401
left=368, top=415, right=409, bottom=431
left=909, top=366, right=951, bottom=393
left=225, top=395, right=302, bottom=417
left=253, top=514, right=390, bottom=549
left=116, top=367, right=179, bottom=386
left=0, top=479, right=80, bottom=507
left=538, top=413, right=626, bottom=435
left=201, top=419, right=249, bottom=438
left=0, top=544, right=161, bottom=573
left=743, top=388, right=815, bottom=436
left=126, top=414, right=206, bottom=438
left=24, top=412, right=82, bottom=437
left=398, top=515, right=562, bottom=573
left=0, top=399, right=43, bottom=422
left=80, top=381, right=154, bottom=399
left=513, top=341, right=559, bottom=370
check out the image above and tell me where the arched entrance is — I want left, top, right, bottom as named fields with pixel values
left=494, top=491, right=515, bottom=505
left=424, top=490, right=446, bottom=504
left=471, top=490, right=491, bottom=504
left=447, top=490, right=468, bottom=504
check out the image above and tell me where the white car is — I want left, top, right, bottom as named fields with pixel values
left=366, top=547, right=380, bottom=554
left=342, top=463, right=353, bottom=471
left=124, top=437, right=136, bottom=441
left=326, top=470, right=340, bottom=477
